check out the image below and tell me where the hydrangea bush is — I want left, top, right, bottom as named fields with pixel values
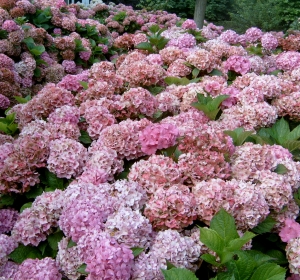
left=0, top=0, right=300, bottom=279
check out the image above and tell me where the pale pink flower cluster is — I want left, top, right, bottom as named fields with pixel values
left=128, top=155, right=183, bottom=195
left=120, top=87, right=158, bottom=118
left=84, top=105, right=116, bottom=140
left=47, top=138, right=88, bottom=179
left=245, top=27, right=263, bottom=43
left=219, top=30, right=239, bottom=44
left=0, top=94, right=9, bottom=109
left=166, top=58, right=192, bottom=77
left=132, top=229, right=201, bottom=279
left=193, top=179, right=269, bottom=229
left=77, top=231, right=134, bottom=280
left=11, top=190, right=65, bottom=246
left=0, top=261, right=19, bottom=279
left=47, top=105, right=80, bottom=125
left=56, top=237, right=83, bottom=280
left=144, top=184, right=197, bottom=230
left=59, top=198, right=106, bottom=242
left=181, top=19, right=197, bottom=30
left=105, top=207, right=153, bottom=248
left=83, top=145, right=124, bottom=182
left=272, top=91, right=300, bottom=121
left=167, top=33, right=197, bottom=50
left=0, top=209, right=19, bottom=234
left=223, top=55, right=251, bottom=75
left=286, top=237, right=300, bottom=274
left=156, top=91, right=180, bottom=113
left=159, top=46, right=186, bottom=65
left=276, top=51, right=300, bottom=71
left=139, top=123, right=179, bottom=155
left=13, top=257, right=62, bottom=280
left=97, top=118, right=152, bottom=160
left=261, top=33, right=278, bottom=51
left=279, top=219, right=300, bottom=242
left=231, top=143, right=300, bottom=190
left=186, top=49, right=218, bottom=72
left=0, top=234, right=17, bottom=266
left=57, top=71, right=89, bottom=92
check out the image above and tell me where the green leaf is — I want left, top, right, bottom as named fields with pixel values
left=269, top=70, right=282, bottom=76
left=34, top=67, right=41, bottom=78
left=20, top=202, right=33, bottom=212
left=79, top=130, right=92, bottom=144
left=245, top=250, right=275, bottom=267
left=210, top=69, right=223, bottom=76
left=210, top=95, right=230, bottom=109
left=0, top=194, right=15, bottom=208
left=229, top=251, right=256, bottom=280
left=9, top=244, right=42, bottom=264
left=217, top=271, right=236, bottom=280
left=265, top=250, right=288, bottom=265
left=135, top=42, right=154, bottom=52
left=131, top=247, right=144, bottom=257
left=200, top=227, right=225, bottom=255
left=161, top=267, right=198, bottom=280
left=146, top=86, right=165, bottom=95
left=252, top=215, right=276, bottom=234
left=201, top=253, right=221, bottom=267
left=43, top=169, right=65, bottom=191
left=14, top=95, right=31, bottom=104
left=270, top=118, right=290, bottom=145
left=67, top=239, right=77, bottom=248
left=25, top=185, right=43, bottom=199
left=148, top=24, right=160, bottom=33
left=38, top=241, right=48, bottom=255
left=79, top=81, right=88, bottom=90
left=47, top=230, right=64, bottom=250
left=287, top=125, right=300, bottom=141
left=77, top=264, right=89, bottom=275
left=249, top=263, right=286, bottom=280
left=210, top=208, right=239, bottom=245
left=282, top=140, right=300, bottom=152
left=30, top=45, right=45, bottom=56
left=273, top=164, right=289, bottom=175
left=166, top=260, right=176, bottom=270
left=192, top=68, right=200, bottom=78
left=226, top=231, right=256, bottom=252
left=164, top=76, right=190, bottom=86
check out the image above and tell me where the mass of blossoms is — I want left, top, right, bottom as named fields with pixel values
left=0, top=0, right=300, bottom=279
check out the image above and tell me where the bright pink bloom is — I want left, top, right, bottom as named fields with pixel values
left=279, top=219, right=300, bottom=242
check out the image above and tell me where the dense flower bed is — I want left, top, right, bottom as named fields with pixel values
left=1, top=0, right=300, bottom=279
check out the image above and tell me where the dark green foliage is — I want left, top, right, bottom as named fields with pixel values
left=228, top=0, right=283, bottom=32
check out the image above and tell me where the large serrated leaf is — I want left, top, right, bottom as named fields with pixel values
left=226, top=231, right=256, bottom=252
left=135, top=42, right=154, bottom=52
left=79, top=130, right=92, bottom=144
left=210, top=95, right=230, bottom=109
left=287, top=125, right=300, bottom=141
left=9, top=244, right=42, bottom=264
left=161, top=267, right=198, bottom=280
left=274, top=164, right=288, bottom=175
left=20, top=202, right=33, bottom=212
left=249, top=263, right=286, bottom=280
left=47, top=230, right=64, bottom=250
left=131, top=247, right=144, bottom=257
left=200, top=228, right=225, bottom=255
left=43, top=169, right=65, bottom=191
left=201, top=253, right=221, bottom=266
left=265, top=250, right=288, bottom=265
left=251, top=215, right=276, bottom=234
left=0, top=194, right=15, bottom=208
left=226, top=251, right=257, bottom=280
left=282, top=140, right=300, bottom=152
left=270, top=118, right=290, bottom=145
left=245, top=250, right=275, bottom=267
left=210, top=208, right=239, bottom=245
left=164, top=76, right=190, bottom=86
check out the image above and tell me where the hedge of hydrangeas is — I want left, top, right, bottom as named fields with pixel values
left=1, top=0, right=300, bottom=279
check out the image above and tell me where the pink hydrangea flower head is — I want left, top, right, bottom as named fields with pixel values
left=2, top=20, right=18, bottom=32
left=47, top=138, right=88, bottom=179
left=223, top=55, right=251, bottom=75
left=13, top=257, right=62, bottom=280
left=59, top=199, right=106, bottom=242
left=0, top=234, right=18, bottom=266
left=261, top=33, right=278, bottom=51
left=144, top=184, right=197, bottom=230
left=167, top=33, right=197, bottom=50
left=139, top=123, right=179, bottom=155
left=219, top=30, right=239, bottom=44
left=105, top=207, right=153, bottom=248
left=0, top=209, right=19, bottom=234
left=181, top=19, right=197, bottom=30
left=279, top=219, right=300, bottom=242
left=62, top=60, right=77, bottom=74
left=78, top=231, right=134, bottom=280
left=47, top=105, right=80, bottom=125
left=0, top=94, right=10, bottom=109
left=286, top=237, right=300, bottom=274
left=245, top=27, right=263, bottom=43
left=276, top=51, right=300, bottom=71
